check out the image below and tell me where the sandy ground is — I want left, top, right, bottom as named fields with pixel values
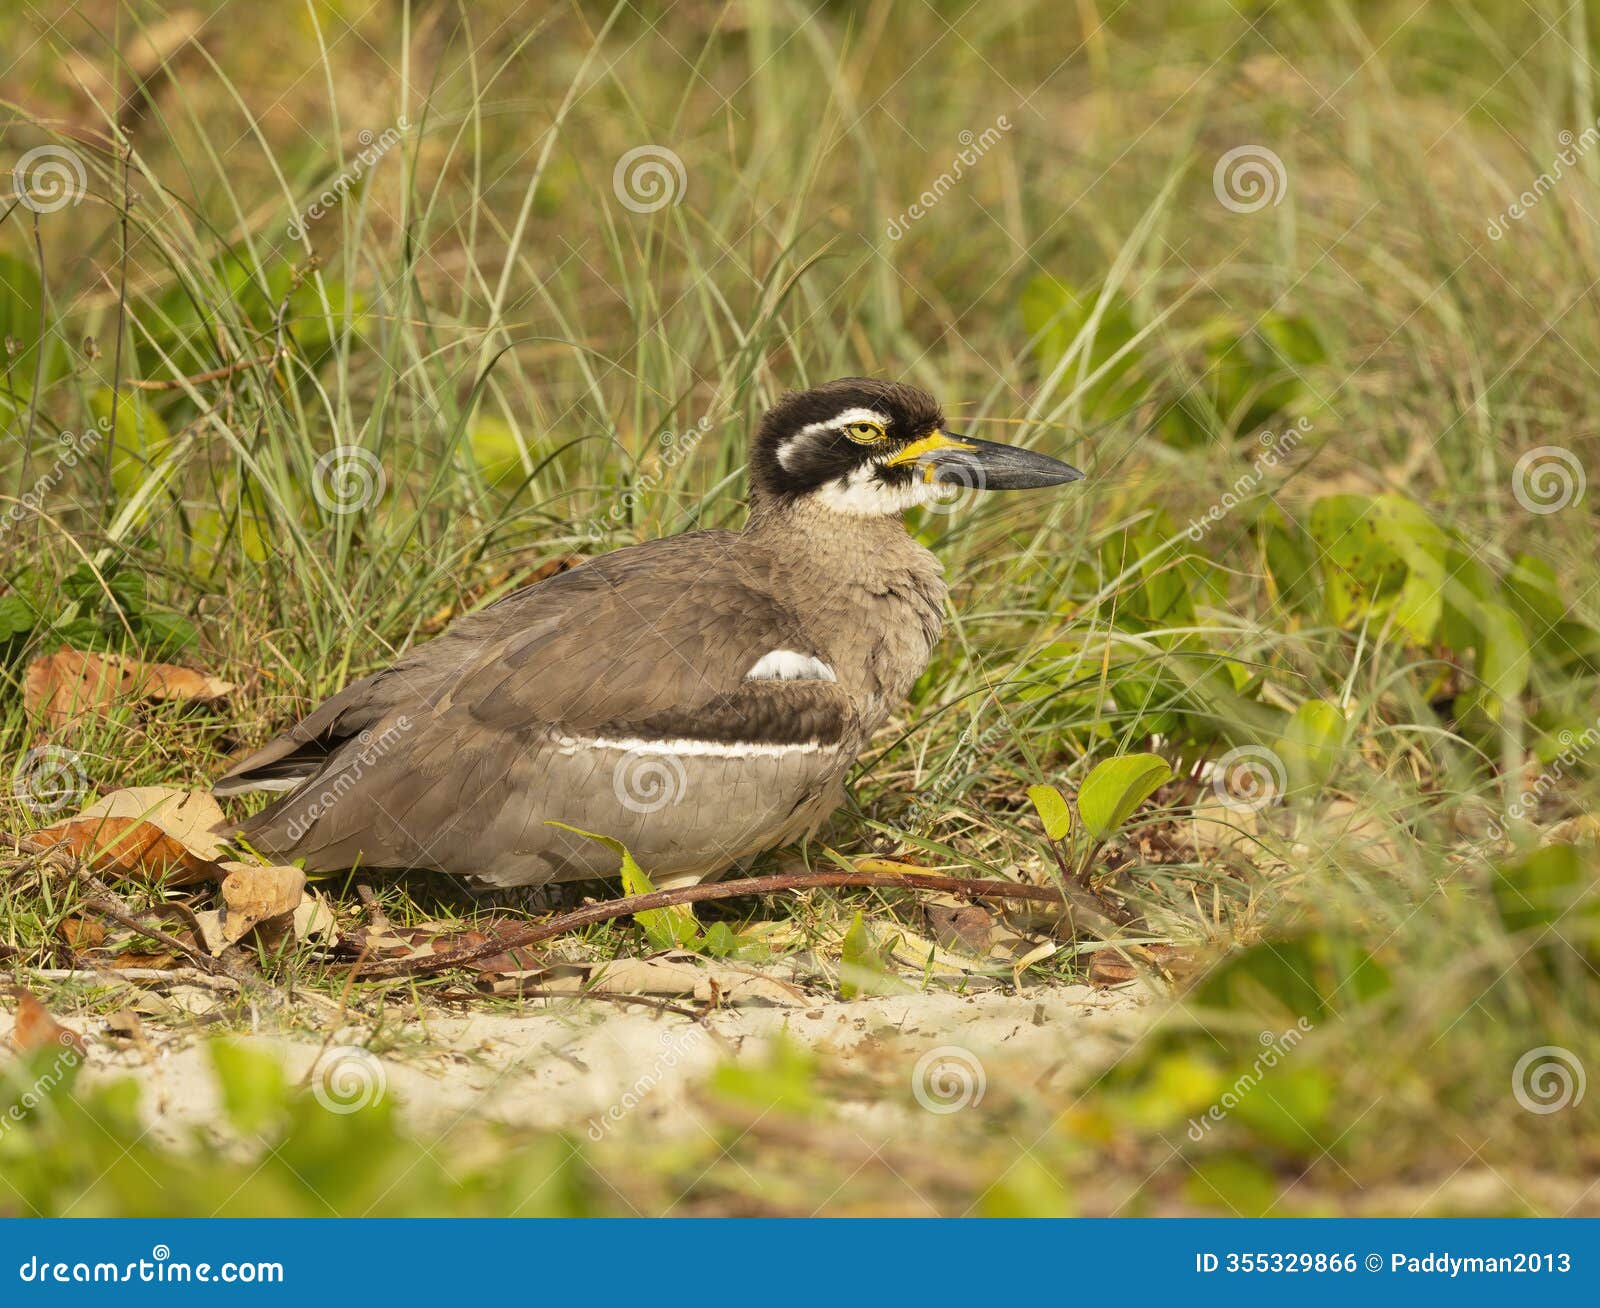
left=3, top=980, right=1156, bottom=1145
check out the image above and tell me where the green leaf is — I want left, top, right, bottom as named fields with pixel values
left=468, top=415, right=530, bottom=487
left=839, top=910, right=898, bottom=999
left=545, top=822, right=698, bottom=950
left=1279, top=699, right=1347, bottom=792
left=699, top=921, right=738, bottom=958
left=209, top=1040, right=289, bottom=1134
left=1026, top=783, right=1073, bottom=842
left=1184, top=1152, right=1279, bottom=1217
left=0, top=593, right=38, bottom=641
left=136, top=610, right=200, bottom=655
left=91, top=389, right=172, bottom=500
left=1076, top=753, right=1173, bottom=841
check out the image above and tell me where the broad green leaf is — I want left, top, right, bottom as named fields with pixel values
left=0, top=594, right=37, bottom=641
left=545, top=822, right=698, bottom=950
left=468, top=415, right=529, bottom=487
left=1076, top=753, right=1173, bottom=841
left=839, top=910, right=898, bottom=999
left=1279, top=699, right=1346, bottom=791
left=1183, top=1152, right=1279, bottom=1217
left=1472, top=599, right=1531, bottom=707
left=1493, top=845, right=1594, bottom=935
left=1026, top=783, right=1073, bottom=842
left=210, top=1040, right=289, bottom=1133
left=91, top=389, right=172, bottom=499
left=709, top=1037, right=821, bottom=1116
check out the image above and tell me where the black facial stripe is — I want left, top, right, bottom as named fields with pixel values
left=750, top=378, right=945, bottom=503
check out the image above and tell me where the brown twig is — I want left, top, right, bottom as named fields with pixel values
left=354, top=870, right=1076, bottom=981
left=80, top=897, right=227, bottom=977
left=124, top=348, right=286, bottom=391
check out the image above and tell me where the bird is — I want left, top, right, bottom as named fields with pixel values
left=214, top=378, right=1083, bottom=890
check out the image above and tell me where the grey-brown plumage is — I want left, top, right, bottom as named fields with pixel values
left=216, top=378, right=1082, bottom=887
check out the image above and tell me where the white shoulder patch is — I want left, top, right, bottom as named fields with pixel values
left=745, top=648, right=838, bottom=682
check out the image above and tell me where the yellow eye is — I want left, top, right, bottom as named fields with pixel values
left=844, top=420, right=886, bottom=444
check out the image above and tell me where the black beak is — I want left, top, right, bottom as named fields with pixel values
left=889, top=431, right=1085, bottom=490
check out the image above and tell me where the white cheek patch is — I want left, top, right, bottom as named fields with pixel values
left=776, top=407, right=891, bottom=472
left=745, top=649, right=837, bottom=682
left=814, top=463, right=950, bottom=516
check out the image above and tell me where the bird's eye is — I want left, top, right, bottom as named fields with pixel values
left=844, top=420, right=886, bottom=444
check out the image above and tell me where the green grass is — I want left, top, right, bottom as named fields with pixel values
left=3, top=0, right=1600, bottom=1214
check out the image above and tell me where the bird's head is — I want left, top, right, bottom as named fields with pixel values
left=748, top=377, right=1083, bottom=516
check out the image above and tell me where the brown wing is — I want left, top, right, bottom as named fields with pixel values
left=215, top=530, right=852, bottom=795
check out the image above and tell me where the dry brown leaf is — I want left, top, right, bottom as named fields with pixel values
left=111, top=950, right=182, bottom=970
left=1087, top=951, right=1139, bottom=987
left=189, top=910, right=229, bottom=957
left=24, top=649, right=235, bottom=731
left=925, top=902, right=996, bottom=954
left=8, top=988, right=87, bottom=1058
left=31, top=788, right=229, bottom=885
left=219, top=862, right=306, bottom=943
left=103, top=1008, right=145, bottom=1045
left=292, top=890, right=340, bottom=945
left=56, top=915, right=107, bottom=951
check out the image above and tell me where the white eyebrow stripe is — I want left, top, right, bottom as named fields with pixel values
left=744, top=649, right=838, bottom=682
left=797, top=407, right=888, bottom=439
left=778, top=408, right=890, bottom=470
